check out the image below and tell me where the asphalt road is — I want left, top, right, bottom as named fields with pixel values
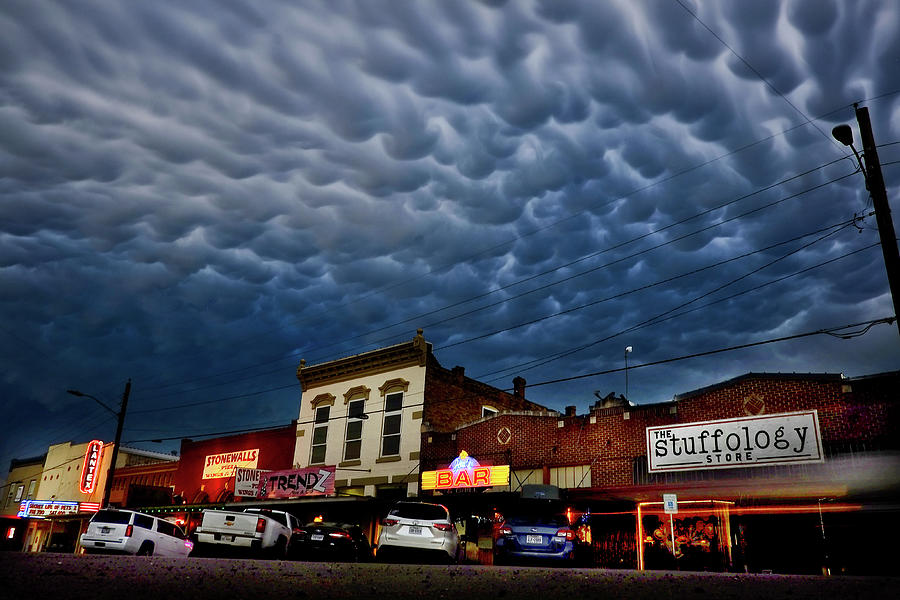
left=0, top=553, right=896, bottom=600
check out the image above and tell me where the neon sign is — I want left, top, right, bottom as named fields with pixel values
left=17, top=500, right=101, bottom=518
left=421, top=451, right=510, bottom=491
left=79, top=440, right=104, bottom=494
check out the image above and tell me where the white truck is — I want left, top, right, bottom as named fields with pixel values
left=192, top=507, right=301, bottom=559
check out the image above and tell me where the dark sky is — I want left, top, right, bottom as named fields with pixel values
left=2, top=0, right=899, bottom=473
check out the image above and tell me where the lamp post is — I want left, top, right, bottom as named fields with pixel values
left=832, top=105, right=900, bottom=337
left=67, top=379, right=131, bottom=508
left=624, top=346, right=633, bottom=401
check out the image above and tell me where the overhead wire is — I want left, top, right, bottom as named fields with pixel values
left=140, top=156, right=856, bottom=398
left=136, top=94, right=900, bottom=394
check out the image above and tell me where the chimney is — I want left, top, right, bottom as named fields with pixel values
left=565, top=405, right=576, bottom=417
left=452, top=366, right=465, bottom=384
left=513, top=376, right=526, bottom=399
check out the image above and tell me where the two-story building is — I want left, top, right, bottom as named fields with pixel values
left=293, top=329, right=548, bottom=503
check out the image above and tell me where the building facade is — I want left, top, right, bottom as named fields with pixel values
left=420, top=371, right=900, bottom=574
left=293, top=329, right=547, bottom=502
left=13, top=441, right=177, bottom=553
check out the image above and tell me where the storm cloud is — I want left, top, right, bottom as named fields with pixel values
left=1, top=0, right=898, bottom=469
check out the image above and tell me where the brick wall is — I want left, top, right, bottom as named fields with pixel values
left=423, top=355, right=548, bottom=432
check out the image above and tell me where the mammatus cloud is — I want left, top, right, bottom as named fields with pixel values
left=0, top=1, right=898, bottom=470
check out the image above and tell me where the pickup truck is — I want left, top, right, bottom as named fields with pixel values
left=192, top=508, right=301, bottom=558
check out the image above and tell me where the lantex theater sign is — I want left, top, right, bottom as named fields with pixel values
left=646, top=410, right=824, bottom=473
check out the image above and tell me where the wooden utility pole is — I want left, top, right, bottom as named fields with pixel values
left=853, top=105, right=900, bottom=337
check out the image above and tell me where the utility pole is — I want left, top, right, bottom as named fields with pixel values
left=101, top=379, right=131, bottom=508
left=833, top=105, right=900, bottom=337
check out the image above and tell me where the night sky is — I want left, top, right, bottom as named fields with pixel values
left=2, top=0, right=899, bottom=473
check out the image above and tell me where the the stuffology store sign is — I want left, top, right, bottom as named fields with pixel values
left=646, top=410, right=824, bottom=473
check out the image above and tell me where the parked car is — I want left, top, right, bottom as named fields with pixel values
left=192, top=507, right=301, bottom=559
left=291, top=520, right=372, bottom=562
left=494, top=511, right=576, bottom=565
left=80, top=508, right=193, bottom=557
left=376, top=501, right=461, bottom=564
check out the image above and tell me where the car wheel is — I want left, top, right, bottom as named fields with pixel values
left=137, top=542, right=154, bottom=556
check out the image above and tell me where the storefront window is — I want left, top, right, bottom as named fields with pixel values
left=637, top=500, right=733, bottom=572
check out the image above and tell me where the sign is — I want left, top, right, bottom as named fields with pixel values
left=663, top=494, right=678, bottom=514
left=256, top=466, right=335, bottom=499
left=18, top=500, right=101, bottom=518
left=421, top=451, right=510, bottom=491
left=79, top=440, right=104, bottom=494
left=202, top=448, right=259, bottom=480
left=234, top=468, right=271, bottom=498
left=647, top=410, right=824, bottom=473
left=18, top=500, right=79, bottom=518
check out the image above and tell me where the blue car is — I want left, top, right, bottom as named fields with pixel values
left=494, top=512, right=576, bottom=564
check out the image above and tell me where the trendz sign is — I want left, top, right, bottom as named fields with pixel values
left=646, top=410, right=824, bottom=473
left=256, top=466, right=335, bottom=499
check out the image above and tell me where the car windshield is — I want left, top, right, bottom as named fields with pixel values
left=91, top=510, right=132, bottom=525
left=389, top=503, right=448, bottom=521
left=506, top=514, right=569, bottom=527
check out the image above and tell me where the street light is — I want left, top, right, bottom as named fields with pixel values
left=67, top=379, right=131, bottom=508
left=624, top=346, right=633, bottom=402
left=832, top=106, right=900, bottom=337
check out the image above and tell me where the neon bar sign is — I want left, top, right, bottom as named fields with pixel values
left=421, top=451, right=510, bottom=491
left=79, top=440, right=104, bottom=494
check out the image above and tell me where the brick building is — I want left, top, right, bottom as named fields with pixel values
left=420, top=371, right=900, bottom=575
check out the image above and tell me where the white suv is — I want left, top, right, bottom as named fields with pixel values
left=80, top=509, right=193, bottom=557
left=376, top=501, right=460, bottom=563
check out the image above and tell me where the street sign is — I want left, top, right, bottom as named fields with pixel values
left=663, top=493, right=678, bottom=514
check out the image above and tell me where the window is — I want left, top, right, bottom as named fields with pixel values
left=482, top=406, right=498, bottom=418
left=310, top=405, right=330, bottom=464
left=134, top=514, right=154, bottom=530
left=381, top=392, right=403, bottom=457
left=344, top=399, right=365, bottom=461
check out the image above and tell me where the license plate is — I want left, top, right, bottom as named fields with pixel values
left=525, top=534, right=543, bottom=545
left=311, top=534, right=324, bottom=541
left=100, top=527, right=111, bottom=534
left=408, top=526, right=423, bottom=535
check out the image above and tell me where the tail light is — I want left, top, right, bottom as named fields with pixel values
left=124, top=525, right=133, bottom=538
left=329, top=531, right=352, bottom=539
left=381, top=518, right=399, bottom=527
left=498, top=525, right=512, bottom=536
left=432, top=522, right=453, bottom=532
left=256, top=518, right=266, bottom=534
left=556, top=528, right=575, bottom=541
left=293, top=528, right=306, bottom=537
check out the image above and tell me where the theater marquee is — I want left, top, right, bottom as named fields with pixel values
left=646, top=410, right=824, bottom=473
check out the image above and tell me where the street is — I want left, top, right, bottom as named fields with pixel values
left=0, top=553, right=896, bottom=600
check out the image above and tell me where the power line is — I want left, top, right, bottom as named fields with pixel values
left=521, top=317, right=896, bottom=390
left=126, top=315, right=893, bottom=444
left=674, top=0, right=841, bottom=151
left=478, top=239, right=883, bottom=381
left=137, top=95, right=899, bottom=394
left=141, top=157, right=856, bottom=397
left=437, top=217, right=861, bottom=352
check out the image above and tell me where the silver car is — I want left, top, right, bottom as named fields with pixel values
left=80, top=509, right=193, bottom=557
left=376, top=501, right=460, bottom=563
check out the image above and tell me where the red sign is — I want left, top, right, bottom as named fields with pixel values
left=79, top=440, right=104, bottom=494
left=256, top=466, right=335, bottom=499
